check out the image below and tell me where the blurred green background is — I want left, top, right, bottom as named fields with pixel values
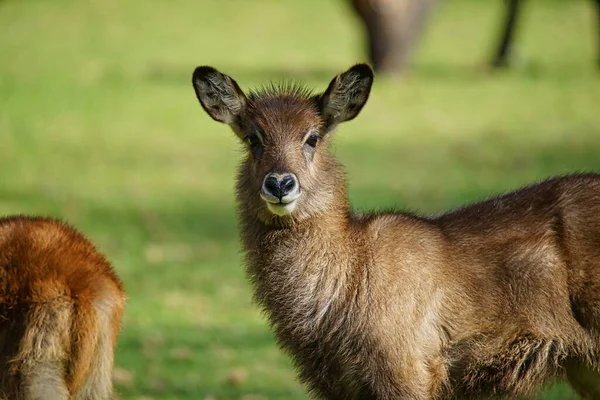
left=1, top=0, right=599, bottom=398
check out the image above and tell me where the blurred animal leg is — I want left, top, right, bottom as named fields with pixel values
left=492, top=0, right=524, bottom=68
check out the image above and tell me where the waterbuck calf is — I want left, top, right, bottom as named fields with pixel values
left=192, top=64, right=600, bottom=399
left=0, top=216, right=125, bottom=399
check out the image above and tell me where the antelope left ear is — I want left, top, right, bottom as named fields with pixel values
left=317, top=63, right=374, bottom=132
left=192, top=66, right=248, bottom=137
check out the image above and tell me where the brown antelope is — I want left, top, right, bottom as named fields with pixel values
left=0, top=216, right=125, bottom=400
left=192, top=63, right=600, bottom=399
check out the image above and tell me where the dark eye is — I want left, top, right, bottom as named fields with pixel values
left=246, top=134, right=261, bottom=147
left=305, top=134, right=319, bottom=148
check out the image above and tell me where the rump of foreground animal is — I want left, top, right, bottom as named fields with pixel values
left=192, top=64, right=600, bottom=399
left=0, top=216, right=125, bottom=400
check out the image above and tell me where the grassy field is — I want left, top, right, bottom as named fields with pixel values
left=1, top=0, right=599, bottom=398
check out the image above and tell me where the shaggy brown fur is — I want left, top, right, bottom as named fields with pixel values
left=192, top=64, right=600, bottom=399
left=0, top=216, right=125, bottom=400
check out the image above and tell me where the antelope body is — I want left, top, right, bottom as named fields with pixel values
left=0, top=216, right=125, bottom=400
left=192, top=64, right=600, bottom=399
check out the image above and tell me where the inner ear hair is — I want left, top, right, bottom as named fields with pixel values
left=192, top=66, right=248, bottom=131
left=318, top=63, right=374, bottom=132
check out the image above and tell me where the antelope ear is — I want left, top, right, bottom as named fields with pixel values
left=318, top=63, right=374, bottom=133
left=192, top=66, right=247, bottom=135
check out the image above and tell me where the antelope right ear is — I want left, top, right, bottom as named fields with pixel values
left=318, top=63, right=374, bottom=133
left=192, top=66, right=247, bottom=134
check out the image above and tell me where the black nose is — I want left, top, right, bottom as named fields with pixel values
left=263, top=174, right=297, bottom=199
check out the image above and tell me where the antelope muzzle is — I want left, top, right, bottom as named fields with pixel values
left=260, top=173, right=301, bottom=216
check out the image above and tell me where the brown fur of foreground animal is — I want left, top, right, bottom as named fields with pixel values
left=192, top=63, right=600, bottom=399
left=0, top=216, right=125, bottom=399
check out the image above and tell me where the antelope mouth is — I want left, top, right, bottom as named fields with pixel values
left=260, top=191, right=301, bottom=216
left=266, top=200, right=298, bottom=216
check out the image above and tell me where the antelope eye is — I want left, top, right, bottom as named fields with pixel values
left=305, top=134, right=319, bottom=148
left=246, top=134, right=260, bottom=147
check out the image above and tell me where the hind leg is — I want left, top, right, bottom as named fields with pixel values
left=72, top=287, right=124, bottom=400
left=16, top=301, right=73, bottom=400
left=491, top=0, right=525, bottom=68
left=23, top=363, right=70, bottom=400
left=566, top=359, right=600, bottom=399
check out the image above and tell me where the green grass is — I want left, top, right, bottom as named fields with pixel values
left=1, top=0, right=599, bottom=398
